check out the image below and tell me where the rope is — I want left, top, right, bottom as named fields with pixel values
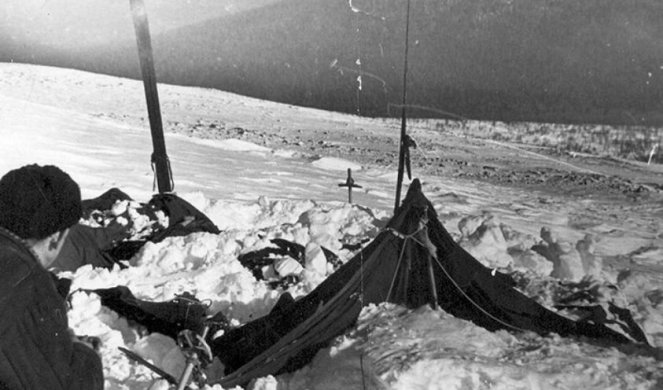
left=385, top=235, right=409, bottom=302
left=384, top=224, right=425, bottom=302
left=359, top=353, right=367, bottom=390
left=430, top=254, right=526, bottom=332
left=405, top=134, right=429, bottom=160
left=173, top=294, right=210, bottom=324
left=387, top=226, right=527, bottom=333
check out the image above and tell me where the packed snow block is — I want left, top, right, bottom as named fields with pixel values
left=273, top=257, right=303, bottom=277
left=132, top=333, right=186, bottom=379
left=576, top=234, right=603, bottom=278
left=208, top=179, right=636, bottom=388
left=509, top=247, right=554, bottom=277
left=304, top=242, right=328, bottom=276
left=458, top=214, right=513, bottom=269
left=532, top=228, right=585, bottom=281
left=238, top=238, right=341, bottom=283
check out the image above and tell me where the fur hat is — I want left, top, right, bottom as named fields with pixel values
left=0, top=164, right=81, bottom=240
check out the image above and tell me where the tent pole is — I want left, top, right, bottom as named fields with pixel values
left=426, top=254, right=439, bottom=310
left=130, top=0, right=173, bottom=194
left=393, top=0, right=412, bottom=214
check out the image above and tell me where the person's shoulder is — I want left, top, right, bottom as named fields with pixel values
left=0, top=228, right=37, bottom=288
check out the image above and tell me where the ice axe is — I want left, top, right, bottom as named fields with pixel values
left=338, top=168, right=362, bottom=204
left=176, top=325, right=213, bottom=390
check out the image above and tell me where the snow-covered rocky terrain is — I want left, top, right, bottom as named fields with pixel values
left=1, top=63, right=662, bottom=389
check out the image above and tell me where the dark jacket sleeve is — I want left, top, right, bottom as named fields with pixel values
left=0, top=237, right=103, bottom=390
left=50, top=223, right=130, bottom=272
left=68, top=342, right=104, bottom=390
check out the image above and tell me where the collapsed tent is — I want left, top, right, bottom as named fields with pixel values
left=86, top=180, right=648, bottom=387
left=207, top=179, right=644, bottom=387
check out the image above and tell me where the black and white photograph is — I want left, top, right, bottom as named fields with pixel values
left=1, top=1, right=662, bottom=389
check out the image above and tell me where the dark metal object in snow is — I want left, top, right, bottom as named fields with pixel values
left=119, top=347, right=178, bottom=385
left=338, top=168, right=362, bottom=203
left=130, top=0, right=174, bottom=193
left=176, top=325, right=213, bottom=390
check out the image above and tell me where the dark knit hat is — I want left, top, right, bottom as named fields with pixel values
left=0, top=164, right=82, bottom=240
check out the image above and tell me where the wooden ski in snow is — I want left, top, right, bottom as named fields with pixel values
left=130, top=0, right=173, bottom=193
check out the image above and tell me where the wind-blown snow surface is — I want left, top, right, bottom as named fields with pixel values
left=1, top=65, right=662, bottom=389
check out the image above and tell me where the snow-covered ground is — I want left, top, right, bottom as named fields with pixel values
left=1, top=64, right=662, bottom=389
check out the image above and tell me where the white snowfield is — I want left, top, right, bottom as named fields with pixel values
left=0, top=64, right=662, bottom=390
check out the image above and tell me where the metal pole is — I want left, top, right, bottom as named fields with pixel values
left=426, top=253, right=439, bottom=310
left=130, top=0, right=173, bottom=193
left=176, top=326, right=210, bottom=390
left=394, top=0, right=412, bottom=213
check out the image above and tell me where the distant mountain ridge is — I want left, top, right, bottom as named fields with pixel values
left=5, top=0, right=663, bottom=125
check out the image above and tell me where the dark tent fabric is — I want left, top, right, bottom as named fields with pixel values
left=58, top=190, right=222, bottom=271
left=238, top=238, right=342, bottom=282
left=89, top=286, right=214, bottom=340
left=208, top=179, right=638, bottom=387
left=147, top=193, right=221, bottom=240
left=81, top=188, right=134, bottom=219
left=107, top=193, right=221, bottom=261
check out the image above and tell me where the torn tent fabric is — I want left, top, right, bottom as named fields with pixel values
left=81, top=188, right=134, bottom=219
left=208, top=179, right=645, bottom=387
left=104, top=192, right=220, bottom=261
left=53, top=190, right=221, bottom=271
left=87, top=286, right=228, bottom=340
left=146, top=193, right=220, bottom=241
left=238, top=238, right=342, bottom=285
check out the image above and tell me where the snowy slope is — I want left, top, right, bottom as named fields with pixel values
left=1, top=64, right=662, bottom=390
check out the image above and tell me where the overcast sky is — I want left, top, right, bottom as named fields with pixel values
left=1, top=0, right=278, bottom=49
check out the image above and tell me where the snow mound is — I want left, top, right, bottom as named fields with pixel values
left=175, top=136, right=271, bottom=153
left=311, top=157, right=362, bottom=171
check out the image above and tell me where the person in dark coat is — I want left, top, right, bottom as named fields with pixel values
left=0, top=164, right=104, bottom=390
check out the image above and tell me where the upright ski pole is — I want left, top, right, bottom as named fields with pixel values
left=130, top=0, right=173, bottom=193
left=394, top=0, right=412, bottom=214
